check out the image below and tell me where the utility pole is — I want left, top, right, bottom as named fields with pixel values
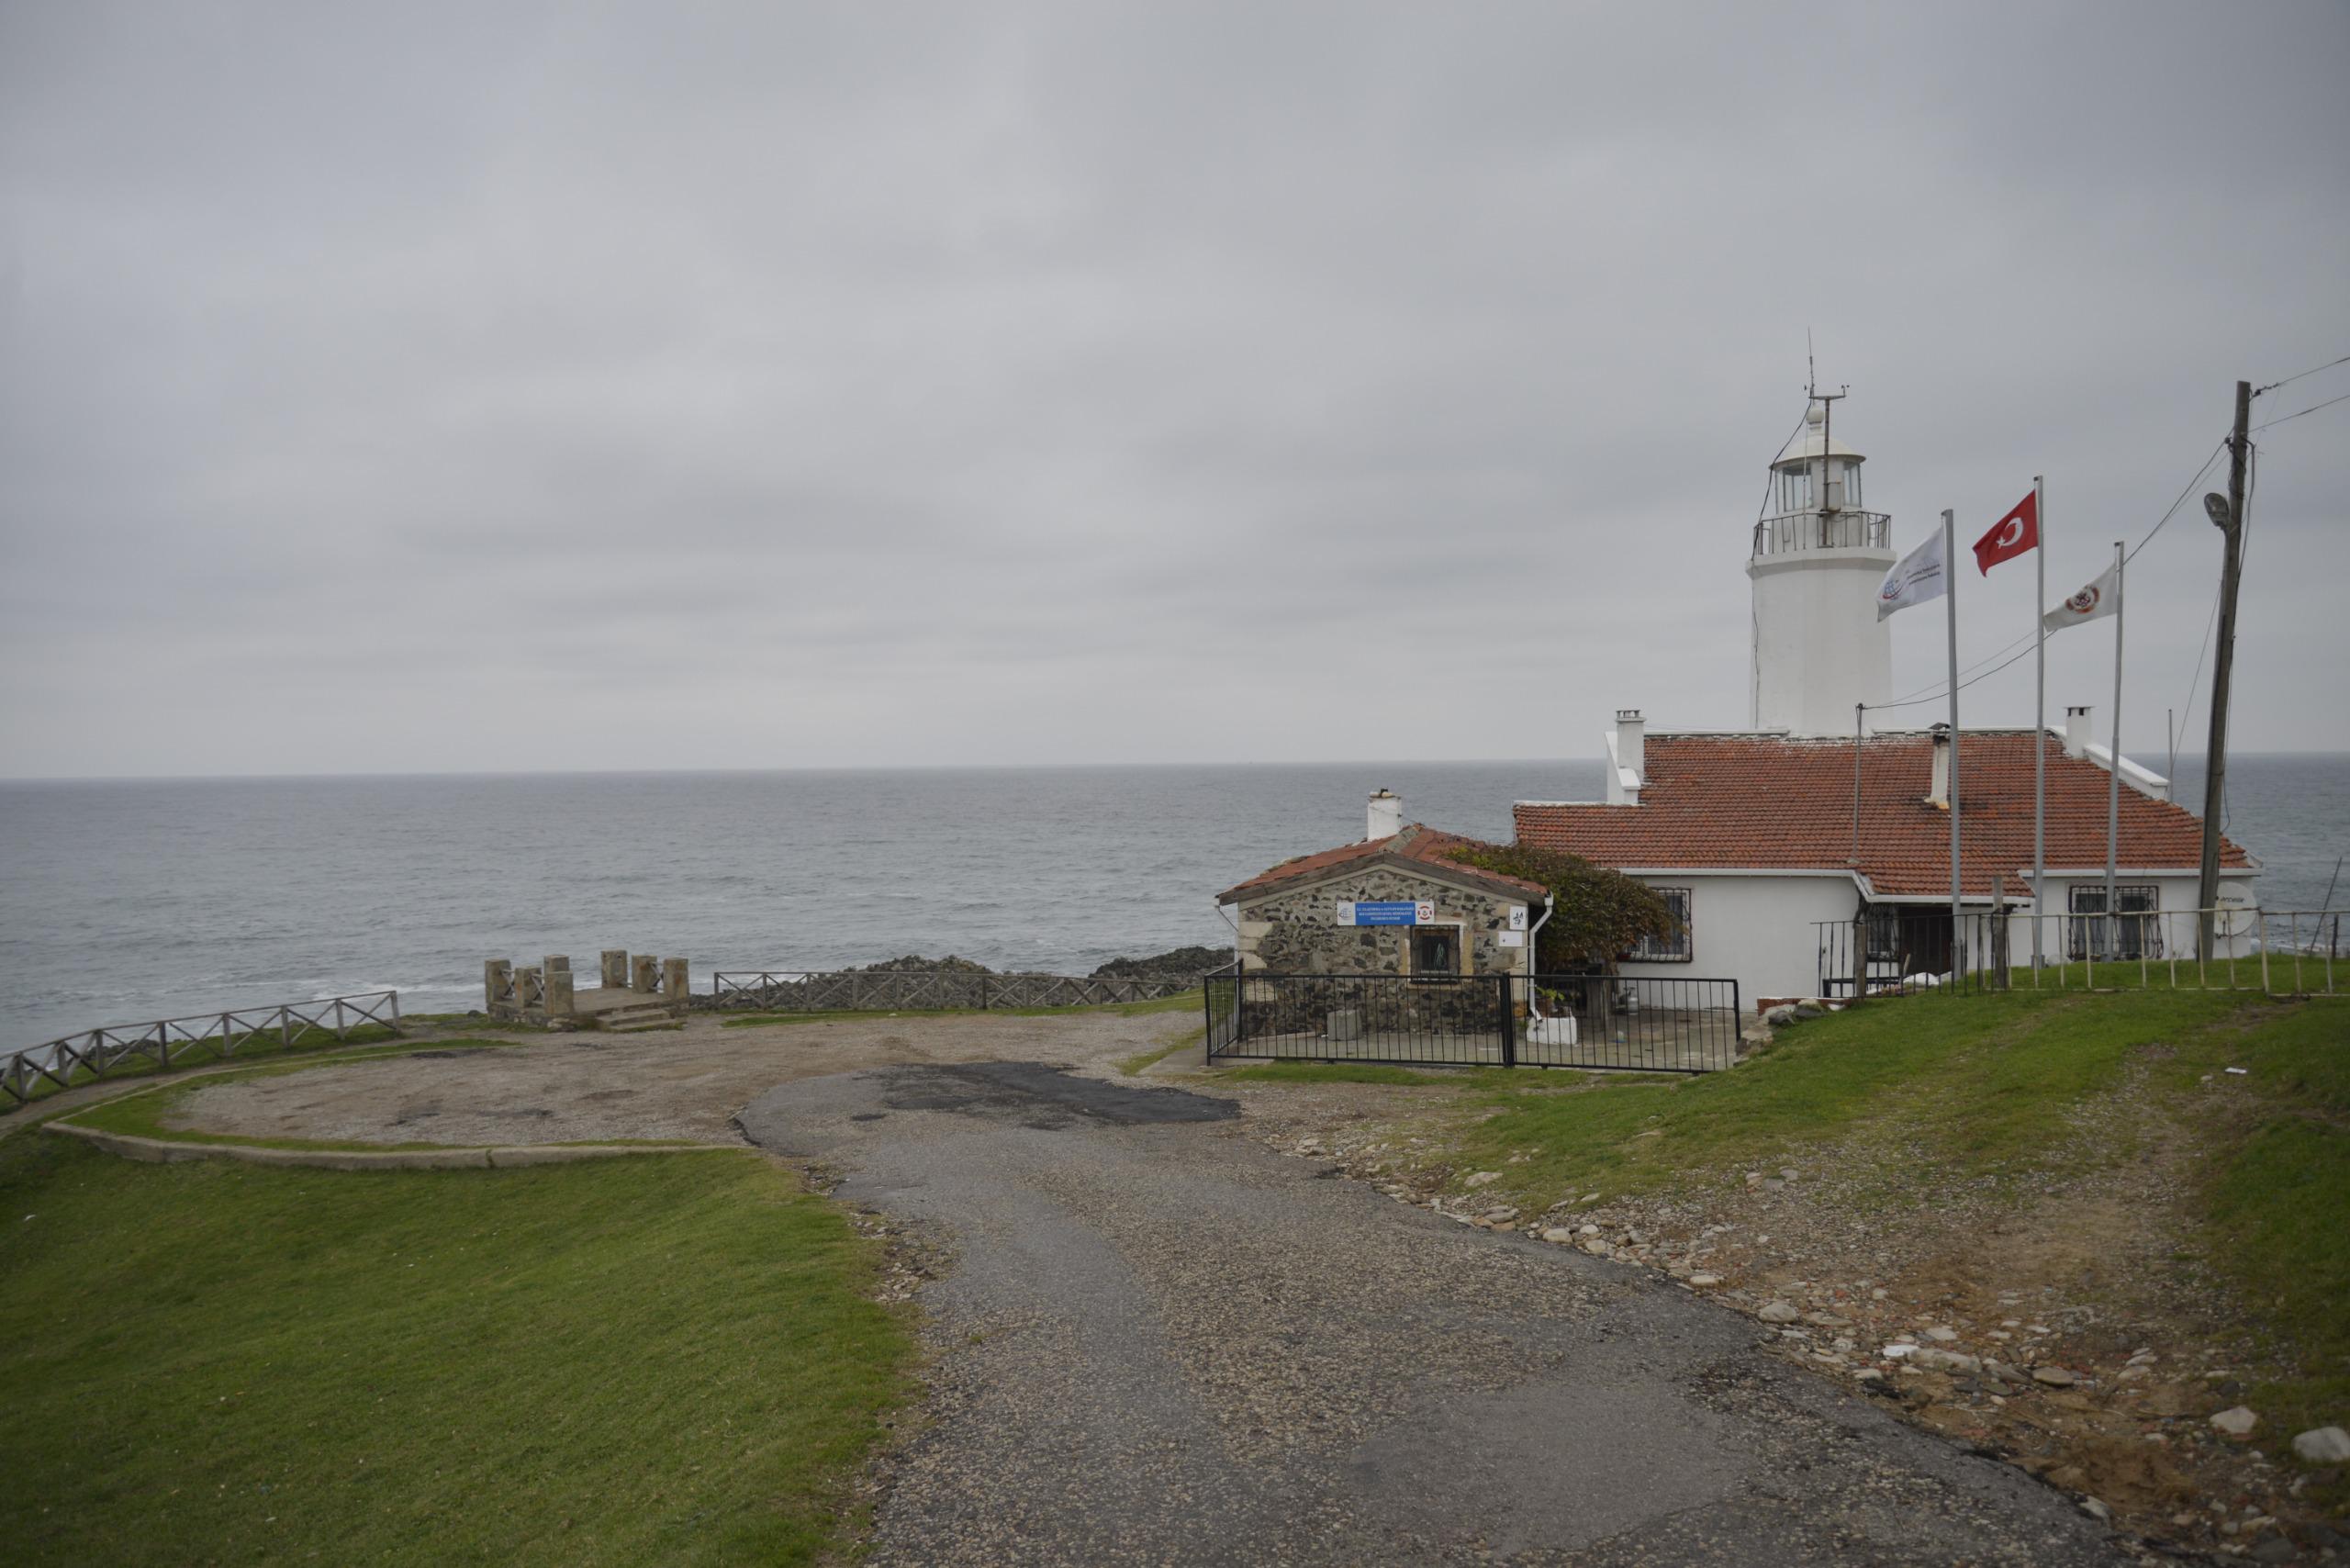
left=2197, top=380, right=2251, bottom=959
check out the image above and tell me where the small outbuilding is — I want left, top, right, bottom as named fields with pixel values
left=1217, top=791, right=1547, bottom=981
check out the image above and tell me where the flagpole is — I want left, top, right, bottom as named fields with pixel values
left=2104, top=540, right=2124, bottom=960
left=2032, top=476, right=2047, bottom=972
left=1945, top=508, right=1963, bottom=963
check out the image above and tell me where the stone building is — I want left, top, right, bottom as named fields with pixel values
left=1218, top=792, right=1547, bottom=980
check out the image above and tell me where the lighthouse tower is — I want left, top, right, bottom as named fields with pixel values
left=1747, top=399, right=1897, bottom=734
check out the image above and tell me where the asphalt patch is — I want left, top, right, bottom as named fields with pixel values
left=873, top=1061, right=1237, bottom=1129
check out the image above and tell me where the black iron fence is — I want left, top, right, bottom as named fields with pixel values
left=1202, top=969, right=1741, bottom=1073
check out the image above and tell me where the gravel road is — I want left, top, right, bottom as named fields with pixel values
left=740, top=1062, right=2143, bottom=1567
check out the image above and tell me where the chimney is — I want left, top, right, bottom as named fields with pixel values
left=1925, top=723, right=1952, bottom=808
left=1366, top=788, right=1402, bottom=841
left=2063, top=705, right=2092, bottom=760
left=1616, top=710, right=1646, bottom=784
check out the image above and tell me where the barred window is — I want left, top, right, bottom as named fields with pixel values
left=1628, top=888, right=1693, bottom=962
left=2067, top=884, right=2162, bottom=960
left=1410, top=925, right=1460, bottom=981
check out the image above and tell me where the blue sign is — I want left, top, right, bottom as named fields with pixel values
left=1351, top=902, right=1420, bottom=925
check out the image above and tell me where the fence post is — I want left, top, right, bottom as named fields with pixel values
left=1498, top=974, right=1516, bottom=1070
left=979, top=973, right=990, bottom=1012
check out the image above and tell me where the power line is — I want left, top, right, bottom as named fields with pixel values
left=2253, top=353, right=2350, bottom=397
left=2123, top=439, right=2227, bottom=566
left=2251, top=387, right=2350, bottom=432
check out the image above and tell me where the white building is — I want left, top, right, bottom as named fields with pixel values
left=1520, top=396, right=2259, bottom=1007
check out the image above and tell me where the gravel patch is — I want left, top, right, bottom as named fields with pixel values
left=743, top=1062, right=2142, bottom=1566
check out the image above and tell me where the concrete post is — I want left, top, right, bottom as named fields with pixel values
left=662, top=957, right=689, bottom=1001
left=600, top=949, right=630, bottom=991
left=515, top=966, right=543, bottom=1017
left=631, top=954, right=660, bottom=994
left=485, top=958, right=512, bottom=1014
left=544, top=966, right=576, bottom=1019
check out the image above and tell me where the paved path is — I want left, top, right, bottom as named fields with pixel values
left=740, top=1062, right=2139, bottom=1568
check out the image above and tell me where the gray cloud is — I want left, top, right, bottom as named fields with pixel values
left=2, top=0, right=2345, bottom=777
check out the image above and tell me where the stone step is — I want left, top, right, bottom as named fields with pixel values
left=594, top=1004, right=680, bottom=1033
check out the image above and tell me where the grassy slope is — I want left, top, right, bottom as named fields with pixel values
left=1415, top=985, right=2345, bottom=1452
left=0, top=1136, right=912, bottom=1566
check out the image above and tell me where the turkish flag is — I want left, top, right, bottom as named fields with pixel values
left=1973, top=489, right=2038, bottom=575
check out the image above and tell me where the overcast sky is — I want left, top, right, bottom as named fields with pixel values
left=2, top=2, right=2344, bottom=778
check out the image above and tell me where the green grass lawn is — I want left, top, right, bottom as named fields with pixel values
left=0, top=1134, right=913, bottom=1566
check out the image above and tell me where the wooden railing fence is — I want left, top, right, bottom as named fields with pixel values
left=3, top=991, right=401, bottom=1110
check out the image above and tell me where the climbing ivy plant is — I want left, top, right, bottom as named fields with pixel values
left=1443, top=843, right=1679, bottom=973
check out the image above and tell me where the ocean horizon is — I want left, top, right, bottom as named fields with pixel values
left=2, top=752, right=2343, bottom=1054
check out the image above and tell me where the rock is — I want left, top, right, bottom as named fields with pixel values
left=2079, top=1497, right=2111, bottom=1523
left=1883, top=1342, right=1919, bottom=1360
left=1688, top=1273, right=1721, bottom=1288
left=1539, top=1227, right=1578, bottom=1244
left=1581, top=1238, right=1613, bottom=1257
left=1579, top=1223, right=1600, bottom=1236
left=2210, top=1406, right=2259, bottom=1438
left=1925, top=1326, right=1960, bottom=1342
left=1791, top=1002, right=1826, bottom=1020
left=1763, top=1005, right=1798, bottom=1026
left=1464, top=1170, right=1503, bottom=1188
left=1910, top=1349, right=1983, bottom=1375
left=2248, top=1536, right=2297, bottom=1564
left=2291, top=1425, right=2350, bottom=1463
left=1758, top=1301, right=1800, bottom=1324
left=2031, top=1366, right=2078, bottom=1386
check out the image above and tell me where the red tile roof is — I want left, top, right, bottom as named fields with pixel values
left=1513, top=732, right=2253, bottom=902
left=1218, top=823, right=1550, bottom=904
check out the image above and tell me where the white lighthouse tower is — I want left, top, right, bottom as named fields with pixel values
left=1747, top=398, right=1896, bottom=734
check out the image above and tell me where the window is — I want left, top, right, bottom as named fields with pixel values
left=1628, top=888, right=1693, bottom=962
left=1780, top=467, right=1812, bottom=512
left=2066, top=884, right=2162, bottom=960
left=1864, top=905, right=1906, bottom=962
left=1844, top=460, right=1863, bottom=508
left=1411, top=925, right=1460, bottom=980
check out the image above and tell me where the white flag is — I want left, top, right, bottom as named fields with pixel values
left=2043, top=561, right=2120, bottom=633
left=1875, top=531, right=1948, bottom=621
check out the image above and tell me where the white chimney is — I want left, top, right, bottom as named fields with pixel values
left=1616, top=709, right=1646, bottom=784
left=2063, top=705, right=2092, bottom=760
left=1366, top=788, right=1402, bottom=841
left=1925, top=723, right=1952, bottom=808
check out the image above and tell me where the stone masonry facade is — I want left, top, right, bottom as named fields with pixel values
left=1236, top=865, right=1531, bottom=978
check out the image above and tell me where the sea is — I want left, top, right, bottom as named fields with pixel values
left=1, top=755, right=2344, bottom=1055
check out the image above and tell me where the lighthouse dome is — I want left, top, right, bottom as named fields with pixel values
left=1774, top=402, right=1863, bottom=468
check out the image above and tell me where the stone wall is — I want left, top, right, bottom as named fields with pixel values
left=1237, top=866, right=1530, bottom=977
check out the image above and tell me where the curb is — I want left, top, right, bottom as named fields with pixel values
left=43, top=1120, right=738, bottom=1170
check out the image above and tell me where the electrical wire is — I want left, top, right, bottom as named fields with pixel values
left=2253, top=353, right=2350, bottom=397
left=2251, top=387, right=2350, bottom=432
left=2123, top=439, right=2227, bottom=566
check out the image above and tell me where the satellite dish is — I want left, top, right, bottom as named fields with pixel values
left=2202, top=492, right=2232, bottom=528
